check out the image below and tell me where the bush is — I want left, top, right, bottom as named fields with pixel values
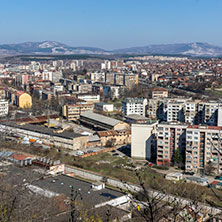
left=152, top=165, right=169, bottom=170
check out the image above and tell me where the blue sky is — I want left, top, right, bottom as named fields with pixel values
left=0, top=0, right=221, bottom=49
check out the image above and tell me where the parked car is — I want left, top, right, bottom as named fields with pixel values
left=76, top=151, right=84, bottom=156
left=144, top=162, right=153, bottom=167
left=87, top=150, right=94, bottom=153
left=215, top=176, right=222, bottom=180
left=183, top=171, right=195, bottom=176
left=113, top=153, right=119, bottom=156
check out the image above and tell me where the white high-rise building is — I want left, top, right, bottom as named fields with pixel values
left=0, top=100, right=8, bottom=117
left=122, top=98, right=148, bottom=116
left=101, top=60, right=111, bottom=70
left=167, top=101, right=185, bottom=122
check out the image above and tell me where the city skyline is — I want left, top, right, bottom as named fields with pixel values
left=0, top=0, right=222, bottom=49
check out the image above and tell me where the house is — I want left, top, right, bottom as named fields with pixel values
left=8, top=153, right=32, bottom=166
left=151, top=88, right=168, bottom=99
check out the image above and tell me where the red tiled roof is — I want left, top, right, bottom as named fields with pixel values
left=152, top=87, right=167, bottom=92
left=211, top=181, right=220, bottom=185
left=187, top=125, right=222, bottom=130
left=10, top=154, right=29, bottom=161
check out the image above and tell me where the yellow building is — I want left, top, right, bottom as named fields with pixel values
left=16, top=92, right=32, bottom=109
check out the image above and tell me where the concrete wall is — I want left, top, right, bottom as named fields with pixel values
left=131, top=123, right=157, bottom=160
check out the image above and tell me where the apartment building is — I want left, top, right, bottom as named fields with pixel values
left=6, top=88, right=32, bottom=109
left=122, top=98, right=148, bottom=116
left=105, top=73, right=115, bottom=85
left=124, top=73, right=138, bottom=89
left=186, top=125, right=222, bottom=173
left=166, top=101, right=185, bottom=122
left=147, top=99, right=161, bottom=120
left=90, top=71, right=105, bottom=82
left=200, top=101, right=220, bottom=126
left=0, top=100, right=8, bottom=117
left=104, top=73, right=138, bottom=88
left=131, top=122, right=157, bottom=160
left=156, top=122, right=188, bottom=166
left=184, top=100, right=200, bottom=124
left=103, top=85, right=123, bottom=100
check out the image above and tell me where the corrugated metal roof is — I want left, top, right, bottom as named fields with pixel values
left=0, top=122, right=85, bottom=139
left=80, top=111, right=121, bottom=127
left=0, top=151, right=14, bottom=159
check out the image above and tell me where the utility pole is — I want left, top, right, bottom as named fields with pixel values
left=70, top=186, right=75, bottom=222
left=69, top=186, right=82, bottom=222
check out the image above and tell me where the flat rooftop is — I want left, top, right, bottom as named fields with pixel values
left=0, top=122, right=84, bottom=139
left=33, top=175, right=124, bottom=207
left=80, top=111, right=121, bottom=127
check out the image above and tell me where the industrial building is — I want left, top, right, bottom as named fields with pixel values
left=32, top=174, right=130, bottom=210
left=80, top=111, right=129, bottom=131
left=0, top=122, right=88, bottom=151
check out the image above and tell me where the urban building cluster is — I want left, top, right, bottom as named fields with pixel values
left=1, top=56, right=222, bottom=176
left=1, top=55, right=222, bottom=220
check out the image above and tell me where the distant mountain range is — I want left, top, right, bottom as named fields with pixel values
left=0, top=41, right=222, bottom=57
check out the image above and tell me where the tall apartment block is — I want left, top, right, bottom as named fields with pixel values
left=156, top=122, right=188, bottom=166
left=148, top=98, right=222, bottom=126
left=105, top=72, right=138, bottom=89
left=147, top=99, right=160, bottom=120
left=122, top=98, right=148, bottom=116
left=167, top=101, right=185, bottom=122
left=186, top=125, right=222, bottom=173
